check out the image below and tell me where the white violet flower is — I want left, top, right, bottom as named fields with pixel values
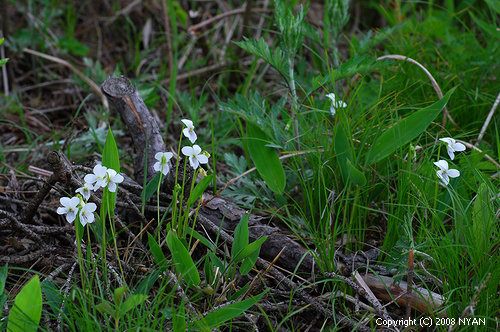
left=75, top=182, right=92, bottom=201
left=57, top=196, right=80, bottom=223
left=84, top=164, right=109, bottom=190
left=181, top=144, right=209, bottom=170
left=326, top=93, right=347, bottom=116
left=181, top=119, right=197, bottom=144
left=153, top=151, right=174, bottom=175
left=106, top=168, right=124, bottom=192
left=439, top=137, right=466, bottom=160
left=434, top=160, right=460, bottom=186
left=79, top=201, right=97, bottom=227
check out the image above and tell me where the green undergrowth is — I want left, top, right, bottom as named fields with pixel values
left=0, top=0, right=498, bottom=330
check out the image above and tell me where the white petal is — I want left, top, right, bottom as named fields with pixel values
left=447, top=148, right=455, bottom=160
left=330, top=106, right=336, bottom=116
left=183, top=128, right=191, bottom=138
left=434, top=160, right=448, bottom=170
left=197, top=154, right=209, bottom=164
left=108, top=182, right=117, bottom=192
left=93, top=164, right=108, bottom=177
left=441, top=174, right=450, bottom=186
left=192, top=145, right=202, bottom=154
left=155, top=152, right=163, bottom=161
left=447, top=169, right=460, bottom=178
left=182, top=146, right=193, bottom=157
left=190, top=157, right=200, bottom=169
left=188, top=131, right=197, bottom=144
left=57, top=207, right=67, bottom=215
left=181, top=119, right=193, bottom=128
left=326, top=93, right=336, bottom=102
left=161, top=164, right=170, bottom=175
left=60, top=196, right=71, bottom=207
left=452, top=142, right=466, bottom=152
left=66, top=211, right=76, bottom=223
left=84, top=174, right=96, bottom=184
left=154, top=162, right=161, bottom=172
left=112, top=173, right=124, bottom=184
left=107, top=169, right=117, bottom=177
left=439, top=137, right=454, bottom=145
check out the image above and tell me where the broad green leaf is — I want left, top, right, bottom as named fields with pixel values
left=120, top=294, right=148, bottom=315
left=147, top=234, right=168, bottom=270
left=101, top=127, right=121, bottom=220
left=240, top=248, right=260, bottom=275
left=102, top=127, right=120, bottom=172
left=134, top=269, right=161, bottom=295
left=166, top=231, right=200, bottom=287
left=113, top=287, right=126, bottom=308
left=7, top=275, right=42, bottom=332
left=231, top=214, right=249, bottom=261
left=195, top=292, right=266, bottom=328
left=366, top=88, right=456, bottom=164
left=246, top=122, right=285, bottom=193
left=41, top=280, right=63, bottom=316
left=0, top=58, right=8, bottom=67
left=232, top=236, right=268, bottom=264
left=346, top=159, right=366, bottom=187
left=186, top=227, right=215, bottom=251
left=334, top=123, right=353, bottom=183
left=141, top=172, right=161, bottom=203
left=471, top=183, right=495, bottom=256
left=187, top=175, right=213, bottom=206
left=96, top=301, right=114, bottom=317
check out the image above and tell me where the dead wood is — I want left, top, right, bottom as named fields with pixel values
left=360, top=273, right=445, bottom=315
left=101, top=77, right=172, bottom=185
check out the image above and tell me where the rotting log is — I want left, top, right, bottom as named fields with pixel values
left=101, top=77, right=172, bottom=185
left=361, top=273, right=445, bottom=315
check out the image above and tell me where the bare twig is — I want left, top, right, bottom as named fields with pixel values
left=377, top=54, right=458, bottom=128
left=23, top=48, right=108, bottom=110
left=188, top=7, right=271, bottom=34
left=476, top=91, right=499, bottom=146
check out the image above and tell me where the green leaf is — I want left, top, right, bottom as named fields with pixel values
left=120, top=294, right=148, bottom=315
left=231, top=214, right=249, bottom=261
left=96, top=301, right=115, bottom=317
left=7, top=275, right=42, bottom=332
left=240, top=248, right=259, bottom=275
left=0, top=265, right=7, bottom=317
left=186, top=227, right=215, bottom=251
left=346, top=159, right=366, bottom=187
left=173, top=301, right=187, bottom=331
left=246, top=122, right=285, bottom=193
left=232, top=236, right=268, bottom=264
left=58, top=36, right=89, bottom=56
left=113, top=287, right=126, bottom=308
left=147, top=233, right=168, bottom=270
left=194, top=292, right=266, bottom=328
left=334, top=123, right=353, bottom=183
left=102, top=127, right=120, bottom=172
left=101, top=127, right=121, bottom=221
left=166, top=231, right=200, bottom=287
left=469, top=13, right=500, bottom=40
left=0, top=265, right=7, bottom=294
left=471, top=183, right=496, bottom=256
left=187, top=175, right=213, bottom=206
left=141, top=172, right=161, bottom=203
left=0, top=58, right=8, bottom=67
left=234, top=38, right=289, bottom=78
left=366, top=88, right=456, bottom=164
left=41, top=280, right=63, bottom=316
